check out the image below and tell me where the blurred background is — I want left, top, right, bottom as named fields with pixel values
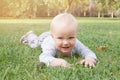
left=0, top=0, right=120, bottom=18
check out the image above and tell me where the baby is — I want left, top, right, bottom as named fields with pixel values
left=20, top=13, right=97, bottom=68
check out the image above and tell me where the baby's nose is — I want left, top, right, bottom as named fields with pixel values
left=63, top=39, right=69, bottom=44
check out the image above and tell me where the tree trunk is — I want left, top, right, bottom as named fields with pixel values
left=89, top=0, right=93, bottom=17
left=98, top=11, right=100, bottom=18
left=64, top=0, right=73, bottom=12
left=84, top=11, right=86, bottom=16
left=111, top=11, right=114, bottom=18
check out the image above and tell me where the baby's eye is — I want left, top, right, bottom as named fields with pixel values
left=57, top=37, right=63, bottom=39
left=69, top=37, right=75, bottom=39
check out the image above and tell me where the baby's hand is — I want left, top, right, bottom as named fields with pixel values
left=77, top=57, right=97, bottom=68
left=50, top=58, right=71, bottom=68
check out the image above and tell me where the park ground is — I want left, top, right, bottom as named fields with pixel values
left=0, top=18, right=120, bottom=80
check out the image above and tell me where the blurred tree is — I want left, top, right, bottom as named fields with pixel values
left=0, top=0, right=120, bottom=18
left=82, top=0, right=89, bottom=17
left=96, top=0, right=105, bottom=18
left=107, top=0, right=119, bottom=18
left=89, top=0, right=94, bottom=16
left=97, top=0, right=120, bottom=18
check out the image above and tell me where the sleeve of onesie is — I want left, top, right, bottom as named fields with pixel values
left=75, top=39, right=97, bottom=60
left=39, top=36, right=56, bottom=66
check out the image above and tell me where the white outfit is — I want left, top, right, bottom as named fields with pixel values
left=26, top=32, right=50, bottom=48
left=27, top=32, right=97, bottom=66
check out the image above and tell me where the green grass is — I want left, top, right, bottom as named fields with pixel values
left=0, top=18, right=120, bottom=80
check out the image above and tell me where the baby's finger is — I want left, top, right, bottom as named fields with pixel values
left=89, top=63, right=95, bottom=68
left=80, top=59, right=85, bottom=65
left=62, top=64, right=69, bottom=67
left=91, top=63, right=95, bottom=68
left=84, top=61, right=89, bottom=67
left=89, top=63, right=92, bottom=67
left=66, top=64, right=73, bottom=68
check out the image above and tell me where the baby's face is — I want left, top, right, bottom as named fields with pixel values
left=51, top=26, right=77, bottom=56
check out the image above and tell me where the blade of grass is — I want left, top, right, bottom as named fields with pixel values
left=25, top=69, right=33, bottom=80
left=2, top=66, right=11, bottom=80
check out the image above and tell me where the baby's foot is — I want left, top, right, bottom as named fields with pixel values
left=20, top=31, right=34, bottom=44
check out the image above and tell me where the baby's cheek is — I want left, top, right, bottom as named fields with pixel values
left=56, top=42, right=62, bottom=47
left=71, top=41, right=75, bottom=47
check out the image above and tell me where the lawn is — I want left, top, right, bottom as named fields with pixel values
left=0, top=18, right=120, bottom=80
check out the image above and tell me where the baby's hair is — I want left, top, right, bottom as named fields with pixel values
left=50, top=13, right=78, bottom=32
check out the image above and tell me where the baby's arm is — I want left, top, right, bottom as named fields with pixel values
left=75, top=39, right=97, bottom=68
left=50, top=58, right=71, bottom=67
left=39, top=52, right=71, bottom=67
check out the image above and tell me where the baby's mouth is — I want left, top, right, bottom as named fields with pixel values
left=62, top=46, right=69, bottom=48
left=62, top=47, right=70, bottom=50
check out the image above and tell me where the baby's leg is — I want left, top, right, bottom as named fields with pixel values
left=20, top=31, right=39, bottom=48
left=20, top=31, right=33, bottom=44
left=38, top=32, right=51, bottom=45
